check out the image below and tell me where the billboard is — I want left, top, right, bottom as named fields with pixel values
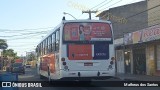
left=64, top=22, right=112, bottom=42
left=67, top=44, right=109, bottom=60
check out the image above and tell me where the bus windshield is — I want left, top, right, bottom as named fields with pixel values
left=63, top=22, right=112, bottom=43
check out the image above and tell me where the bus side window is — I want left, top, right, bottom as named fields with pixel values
left=55, top=30, right=60, bottom=52
left=49, top=36, right=52, bottom=53
left=41, top=43, right=43, bottom=55
left=52, top=33, right=55, bottom=52
left=45, top=38, right=48, bottom=54
left=43, top=41, right=45, bottom=55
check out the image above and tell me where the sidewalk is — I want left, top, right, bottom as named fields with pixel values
left=116, top=73, right=160, bottom=81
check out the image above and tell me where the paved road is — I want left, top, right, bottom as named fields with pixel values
left=18, top=68, right=160, bottom=90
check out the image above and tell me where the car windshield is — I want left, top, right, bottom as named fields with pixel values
left=12, top=63, right=22, bottom=67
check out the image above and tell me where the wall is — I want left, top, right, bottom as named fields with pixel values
left=147, top=0, right=160, bottom=76
left=147, top=0, right=160, bottom=26
left=97, top=1, right=148, bottom=39
left=146, top=44, right=156, bottom=75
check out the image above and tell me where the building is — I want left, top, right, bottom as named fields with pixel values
left=145, top=0, right=160, bottom=76
left=122, top=0, right=160, bottom=76
left=98, top=0, right=160, bottom=76
left=148, top=0, right=160, bottom=26
left=97, top=1, right=148, bottom=39
left=97, top=1, right=148, bottom=74
left=123, top=24, right=160, bottom=76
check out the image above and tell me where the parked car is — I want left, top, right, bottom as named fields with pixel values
left=11, top=63, right=25, bottom=74
left=25, top=64, right=31, bottom=68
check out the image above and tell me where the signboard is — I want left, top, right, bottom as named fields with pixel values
left=64, top=22, right=112, bottom=42
left=141, top=25, right=160, bottom=42
left=132, top=31, right=142, bottom=44
left=124, top=24, right=160, bottom=45
left=124, top=33, right=132, bottom=45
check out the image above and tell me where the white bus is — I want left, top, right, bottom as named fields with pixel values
left=36, top=18, right=115, bottom=82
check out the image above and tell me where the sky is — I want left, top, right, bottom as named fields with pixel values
left=0, top=0, right=144, bottom=56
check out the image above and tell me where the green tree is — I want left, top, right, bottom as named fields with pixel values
left=0, top=39, right=8, bottom=49
left=27, top=53, right=36, bottom=61
left=3, top=49, right=20, bottom=60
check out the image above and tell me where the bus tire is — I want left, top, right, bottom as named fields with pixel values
left=40, top=75, right=44, bottom=79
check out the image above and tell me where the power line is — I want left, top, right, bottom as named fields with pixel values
left=92, top=0, right=113, bottom=11
left=109, top=3, right=160, bottom=25
left=101, top=3, right=160, bottom=37
left=9, top=44, right=36, bottom=47
left=98, top=0, right=123, bottom=13
left=79, top=0, right=113, bottom=19
left=0, top=26, right=54, bottom=32
left=1, top=32, right=46, bottom=40
left=115, top=17, right=160, bottom=35
left=90, top=0, right=110, bottom=10
left=7, top=34, right=45, bottom=40
left=126, top=4, right=160, bottom=19
left=0, top=31, right=49, bottom=38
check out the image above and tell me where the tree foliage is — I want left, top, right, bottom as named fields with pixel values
left=3, top=49, right=19, bottom=60
left=0, top=39, right=8, bottom=49
left=27, top=52, right=36, bottom=61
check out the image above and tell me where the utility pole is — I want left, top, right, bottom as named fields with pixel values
left=82, top=10, right=97, bottom=20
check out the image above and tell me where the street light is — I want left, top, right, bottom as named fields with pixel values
left=63, top=12, right=77, bottom=20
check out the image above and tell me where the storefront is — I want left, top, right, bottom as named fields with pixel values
left=115, top=44, right=132, bottom=74
left=124, top=49, right=132, bottom=74
left=116, top=49, right=124, bottom=73
left=132, top=44, right=146, bottom=75
left=123, top=24, right=160, bottom=76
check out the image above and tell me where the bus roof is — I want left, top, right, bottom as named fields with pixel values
left=63, top=19, right=111, bottom=24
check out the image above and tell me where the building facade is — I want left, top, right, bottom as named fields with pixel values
left=145, top=0, right=160, bottom=76
left=97, top=1, right=148, bottom=39
left=97, top=1, right=148, bottom=74
left=123, top=24, right=160, bottom=76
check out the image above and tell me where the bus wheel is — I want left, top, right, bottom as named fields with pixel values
left=40, top=75, right=44, bottom=79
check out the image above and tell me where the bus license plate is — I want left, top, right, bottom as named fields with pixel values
left=84, top=62, right=93, bottom=66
